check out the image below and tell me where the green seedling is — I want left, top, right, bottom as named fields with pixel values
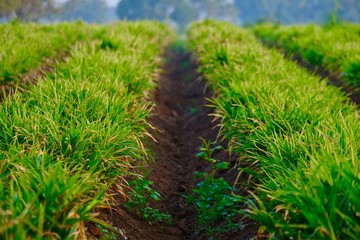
left=195, top=139, right=228, bottom=177
left=124, top=178, right=172, bottom=225
left=190, top=140, right=242, bottom=239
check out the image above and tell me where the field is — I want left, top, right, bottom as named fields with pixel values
left=0, top=20, right=359, bottom=240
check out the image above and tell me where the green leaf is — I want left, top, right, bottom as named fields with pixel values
left=215, top=162, right=229, bottom=170
left=196, top=152, right=207, bottom=158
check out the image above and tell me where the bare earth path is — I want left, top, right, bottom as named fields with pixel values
left=147, top=47, right=219, bottom=239
left=87, top=46, right=219, bottom=240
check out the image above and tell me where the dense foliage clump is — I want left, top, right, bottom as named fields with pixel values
left=188, top=20, right=360, bottom=239
left=0, top=21, right=172, bottom=239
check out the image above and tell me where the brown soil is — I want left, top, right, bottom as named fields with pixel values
left=147, top=49, right=223, bottom=238
left=147, top=48, right=259, bottom=240
left=86, top=47, right=259, bottom=240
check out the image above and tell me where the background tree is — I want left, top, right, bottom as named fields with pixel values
left=1, top=0, right=358, bottom=24
left=116, top=0, right=238, bottom=28
left=234, top=0, right=360, bottom=24
left=194, top=0, right=237, bottom=21
left=0, top=0, right=58, bottom=21
left=170, top=1, right=197, bottom=28
left=116, top=0, right=172, bottom=21
left=58, top=0, right=112, bottom=23
left=336, top=0, right=360, bottom=23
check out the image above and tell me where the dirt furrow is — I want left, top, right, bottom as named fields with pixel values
left=147, top=47, right=219, bottom=239
left=86, top=46, right=219, bottom=240
left=87, top=45, right=257, bottom=240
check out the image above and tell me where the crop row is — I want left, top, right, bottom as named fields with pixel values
left=0, top=21, right=90, bottom=84
left=188, top=20, right=360, bottom=239
left=0, top=22, right=171, bottom=239
left=253, top=23, right=360, bottom=89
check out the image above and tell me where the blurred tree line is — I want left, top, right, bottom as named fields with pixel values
left=0, top=0, right=114, bottom=22
left=234, top=0, right=360, bottom=24
left=58, top=0, right=114, bottom=23
left=116, top=0, right=360, bottom=26
left=0, top=0, right=58, bottom=21
left=0, top=0, right=359, bottom=25
left=116, top=0, right=237, bottom=28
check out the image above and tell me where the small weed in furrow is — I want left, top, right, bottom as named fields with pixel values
left=188, top=140, right=243, bottom=239
left=124, top=178, right=172, bottom=224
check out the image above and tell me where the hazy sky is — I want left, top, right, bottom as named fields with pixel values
left=104, top=0, right=119, bottom=7
left=56, top=0, right=120, bottom=7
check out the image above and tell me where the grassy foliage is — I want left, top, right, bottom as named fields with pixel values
left=253, top=23, right=360, bottom=89
left=0, top=21, right=89, bottom=84
left=0, top=21, right=172, bottom=238
left=188, top=20, right=360, bottom=239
